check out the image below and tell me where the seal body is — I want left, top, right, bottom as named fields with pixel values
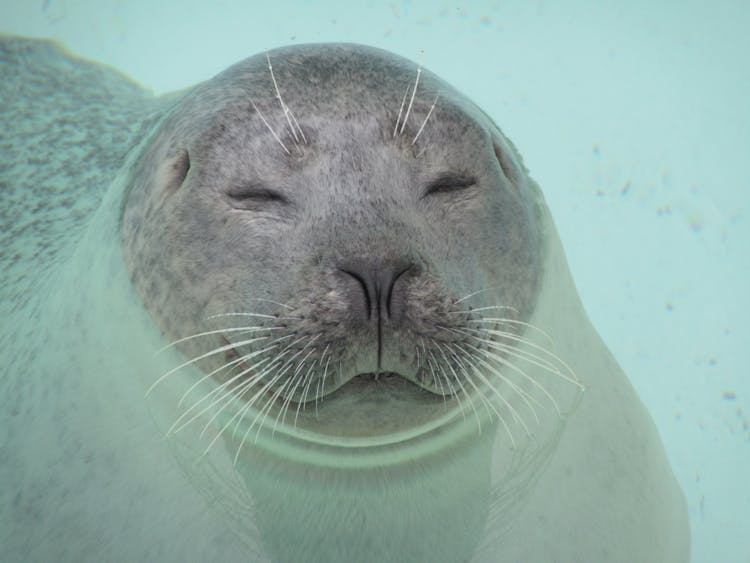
left=0, top=38, right=689, bottom=561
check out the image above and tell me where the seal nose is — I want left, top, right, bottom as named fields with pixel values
left=338, top=260, right=415, bottom=322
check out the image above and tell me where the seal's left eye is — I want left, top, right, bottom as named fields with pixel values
left=227, top=185, right=288, bottom=205
left=422, top=174, right=477, bottom=198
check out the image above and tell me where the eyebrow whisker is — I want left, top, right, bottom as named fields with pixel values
left=393, top=84, right=410, bottom=138
left=399, top=64, right=422, bottom=135
left=266, top=53, right=301, bottom=145
left=412, top=93, right=439, bottom=146
left=250, top=98, right=291, bottom=156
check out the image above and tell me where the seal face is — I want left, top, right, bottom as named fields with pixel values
left=121, top=45, right=544, bottom=439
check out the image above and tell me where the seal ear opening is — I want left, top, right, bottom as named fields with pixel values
left=492, top=137, right=522, bottom=191
left=162, top=148, right=191, bottom=195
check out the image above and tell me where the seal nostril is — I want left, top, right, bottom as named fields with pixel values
left=339, top=262, right=417, bottom=322
left=340, top=268, right=373, bottom=320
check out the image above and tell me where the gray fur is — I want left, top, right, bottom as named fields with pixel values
left=121, top=44, right=541, bottom=406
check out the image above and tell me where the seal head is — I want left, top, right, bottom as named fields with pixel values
left=121, top=44, right=543, bottom=439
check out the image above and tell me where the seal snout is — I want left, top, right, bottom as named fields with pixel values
left=337, top=258, right=420, bottom=375
left=337, top=259, right=419, bottom=323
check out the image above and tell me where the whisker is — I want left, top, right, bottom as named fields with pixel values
left=479, top=346, right=561, bottom=415
left=457, top=326, right=571, bottom=387
left=274, top=372, right=302, bottom=436
left=433, top=340, right=482, bottom=431
left=250, top=98, right=292, bottom=156
left=420, top=336, right=429, bottom=364
left=287, top=108, right=308, bottom=144
left=411, top=93, right=439, bottom=146
left=250, top=98, right=291, bottom=155
left=169, top=354, right=276, bottom=435
left=254, top=372, right=295, bottom=439
left=474, top=348, right=546, bottom=418
left=176, top=347, right=286, bottom=429
left=177, top=334, right=307, bottom=437
left=206, top=312, right=302, bottom=322
left=447, top=342, right=493, bottom=423
left=453, top=341, right=535, bottom=433
left=399, top=61, right=422, bottom=135
left=459, top=324, right=582, bottom=389
left=156, top=326, right=278, bottom=354
left=454, top=348, right=517, bottom=448
left=223, top=351, right=299, bottom=443
left=197, top=368, right=271, bottom=439
left=446, top=305, right=518, bottom=316
left=231, top=370, right=290, bottom=462
left=393, top=84, right=410, bottom=138
left=450, top=326, right=560, bottom=372
left=464, top=317, right=556, bottom=347
left=452, top=346, right=509, bottom=438
left=294, top=354, right=322, bottom=428
left=146, top=333, right=291, bottom=397
left=229, top=339, right=318, bottom=459
left=198, top=359, right=283, bottom=451
left=426, top=350, right=448, bottom=402
left=271, top=334, right=321, bottom=433
left=235, top=334, right=319, bottom=438
left=177, top=337, right=294, bottom=407
left=430, top=340, right=468, bottom=422
left=177, top=343, right=279, bottom=408
left=453, top=286, right=508, bottom=305
left=275, top=383, right=298, bottom=437
left=436, top=355, right=458, bottom=397
left=266, top=53, right=300, bottom=144
left=313, top=348, right=333, bottom=418
left=312, top=344, right=332, bottom=406
left=457, top=341, right=542, bottom=426
left=294, top=342, right=330, bottom=416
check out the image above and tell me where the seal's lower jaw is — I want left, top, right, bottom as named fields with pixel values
left=264, top=372, right=464, bottom=447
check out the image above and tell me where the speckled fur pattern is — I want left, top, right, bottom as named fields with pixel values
left=0, top=37, right=220, bottom=560
left=0, top=37, right=166, bottom=317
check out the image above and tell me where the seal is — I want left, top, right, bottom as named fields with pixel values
left=0, top=37, right=690, bottom=561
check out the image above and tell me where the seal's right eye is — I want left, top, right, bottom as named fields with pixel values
left=421, top=174, right=477, bottom=199
left=226, top=184, right=289, bottom=207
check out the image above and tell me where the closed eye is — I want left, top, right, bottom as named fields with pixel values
left=227, top=184, right=288, bottom=205
left=421, top=174, right=477, bottom=198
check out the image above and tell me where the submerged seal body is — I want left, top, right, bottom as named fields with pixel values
left=0, top=38, right=690, bottom=561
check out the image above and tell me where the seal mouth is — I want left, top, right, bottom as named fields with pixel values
left=285, top=371, right=440, bottom=406
left=220, top=335, right=448, bottom=402
left=284, top=370, right=458, bottom=440
left=218, top=337, right=459, bottom=439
